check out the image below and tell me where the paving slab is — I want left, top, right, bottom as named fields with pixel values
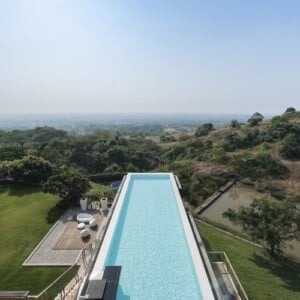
left=23, top=208, right=103, bottom=266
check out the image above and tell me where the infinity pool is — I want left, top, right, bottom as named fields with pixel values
left=91, top=173, right=214, bottom=299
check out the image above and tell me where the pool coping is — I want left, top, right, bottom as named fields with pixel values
left=169, top=173, right=215, bottom=299
left=89, top=173, right=215, bottom=299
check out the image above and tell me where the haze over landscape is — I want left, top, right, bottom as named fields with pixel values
left=1, top=0, right=299, bottom=115
left=0, top=2, right=300, bottom=299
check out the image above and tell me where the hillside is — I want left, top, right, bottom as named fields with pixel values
left=0, top=109, right=299, bottom=207
left=158, top=109, right=300, bottom=205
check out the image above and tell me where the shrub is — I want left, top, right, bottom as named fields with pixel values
left=231, top=153, right=289, bottom=178
left=279, top=133, right=300, bottom=159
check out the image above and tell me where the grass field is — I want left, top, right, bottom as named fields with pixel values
left=0, top=184, right=70, bottom=294
left=198, top=223, right=300, bottom=300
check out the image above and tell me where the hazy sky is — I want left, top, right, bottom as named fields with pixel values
left=0, top=0, right=299, bottom=114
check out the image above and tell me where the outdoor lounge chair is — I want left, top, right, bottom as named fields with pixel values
left=80, top=228, right=90, bottom=238
left=89, top=218, right=97, bottom=228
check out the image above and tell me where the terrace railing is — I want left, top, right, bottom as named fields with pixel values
left=27, top=249, right=85, bottom=300
left=208, top=251, right=249, bottom=300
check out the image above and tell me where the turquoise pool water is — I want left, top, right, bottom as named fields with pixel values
left=104, top=174, right=203, bottom=299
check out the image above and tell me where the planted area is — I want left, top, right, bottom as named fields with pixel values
left=198, top=223, right=300, bottom=300
left=0, top=185, right=69, bottom=294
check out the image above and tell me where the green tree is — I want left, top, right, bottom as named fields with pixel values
left=223, top=198, right=300, bottom=256
left=8, top=155, right=53, bottom=184
left=85, top=183, right=115, bottom=201
left=32, top=126, right=68, bottom=143
left=285, top=107, right=296, bottom=113
left=232, top=153, right=289, bottom=178
left=279, top=133, right=300, bottom=159
left=44, top=167, right=90, bottom=204
left=229, top=119, right=241, bottom=129
left=248, top=112, right=264, bottom=126
left=104, top=163, right=123, bottom=173
left=160, top=134, right=176, bottom=143
left=195, top=123, right=214, bottom=137
left=223, top=132, right=241, bottom=151
left=0, top=144, right=25, bottom=161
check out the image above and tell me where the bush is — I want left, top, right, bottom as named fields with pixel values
left=189, top=173, right=226, bottom=204
left=195, top=123, right=214, bottom=137
left=279, top=133, right=300, bottom=159
left=285, top=107, right=296, bottom=113
left=160, top=134, right=176, bottom=143
left=8, top=155, right=53, bottom=184
left=88, top=172, right=126, bottom=183
left=248, top=112, right=264, bottom=126
left=231, top=153, right=289, bottom=178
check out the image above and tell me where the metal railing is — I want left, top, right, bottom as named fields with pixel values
left=27, top=250, right=85, bottom=300
left=208, top=251, right=249, bottom=300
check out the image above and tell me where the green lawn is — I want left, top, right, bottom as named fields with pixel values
left=0, top=184, right=70, bottom=294
left=198, top=223, right=300, bottom=300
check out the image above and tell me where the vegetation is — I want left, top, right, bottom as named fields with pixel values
left=223, top=198, right=300, bottom=256
left=85, top=182, right=116, bottom=201
left=229, top=119, right=241, bottom=129
left=0, top=185, right=69, bottom=294
left=8, top=155, right=53, bottom=184
left=44, top=167, right=90, bottom=205
left=248, top=112, right=264, bottom=126
left=280, top=133, right=300, bottom=159
left=0, top=108, right=299, bottom=206
left=285, top=107, right=296, bottom=113
left=195, top=123, right=214, bottom=137
left=189, top=173, right=226, bottom=204
left=231, top=153, right=289, bottom=178
left=198, top=223, right=300, bottom=300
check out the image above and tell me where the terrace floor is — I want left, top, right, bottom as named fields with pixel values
left=23, top=208, right=104, bottom=266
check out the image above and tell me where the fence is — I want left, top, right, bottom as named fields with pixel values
left=208, top=251, right=249, bottom=300
left=27, top=249, right=86, bottom=300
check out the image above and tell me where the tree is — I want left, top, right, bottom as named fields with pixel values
left=279, top=133, right=300, bottom=159
left=232, top=153, right=289, bottom=178
left=248, top=112, right=264, bottom=126
left=8, top=155, right=53, bottom=184
left=230, top=119, right=241, bottom=129
left=32, top=126, right=68, bottom=143
left=85, top=183, right=115, bottom=201
left=195, top=123, right=214, bottom=137
left=223, top=198, right=300, bottom=256
left=44, top=167, right=90, bottom=204
left=160, top=134, right=176, bottom=143
left=285, top=107, right=296, bottom=113
left=0, top=144, right=25, bottom=161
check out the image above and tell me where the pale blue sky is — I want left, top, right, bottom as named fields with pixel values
left=0, top=0, right=299, bottom=114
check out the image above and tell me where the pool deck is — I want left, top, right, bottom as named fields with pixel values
left=23, top=208, right=105, bottom=266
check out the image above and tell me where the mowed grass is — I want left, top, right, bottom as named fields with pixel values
left=198, top=223, right=300, bottom=300
left=0, top=184, right=69, bottom=294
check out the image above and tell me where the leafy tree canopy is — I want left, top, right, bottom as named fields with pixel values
left=280, top=133, right=300, bottom=159
left=8, top=155, right=53, bottom=184
left=230, top=119, right=241, bottom=129
left=43, top=167, right=90, bottom=204
left=248, top=112, right=264, bottom=126
left=285, top=107, right=296, bottom=113
left=85, top=183, right=115, bottom=201
left=223, top=198, right=300, bottom=256
left=195, top=123, right=214, bottom=137
left=0, top=144, right=25, bottom=161
left=232, top=153, right=289, bottom=178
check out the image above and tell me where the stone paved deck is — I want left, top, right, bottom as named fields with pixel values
left=23, top=208, right=103, bottom=266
